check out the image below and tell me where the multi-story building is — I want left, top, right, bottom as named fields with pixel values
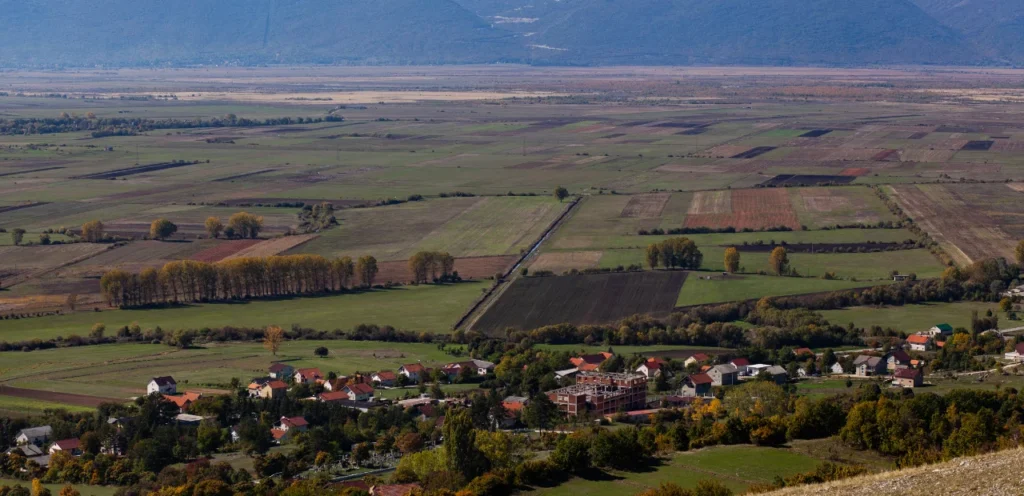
left=546, top=371, right=647, bottom=417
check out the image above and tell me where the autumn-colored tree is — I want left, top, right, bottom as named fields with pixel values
left=81, top=220, right=105, bottom=243
left=769, top=246, right=789, bottom=275
left=58, top=485, right=81, bottom=496
left=263, top=326, right=284, bottom=356
left=205, top=217, right=224, bottom=238
left=149, top=218, right=178, bottom=240
left=724, top=247, right=740, bottom=273
left=409, top=251, right=456, bottom=284
left=228, top=212, right=264, bottom=239
left=647, top=237, right=703, bottom=269
left=357, top=255, right=379, bottom=287
left=645, top=244, right=660, bottom=269
left=31, top=479, right=50, bottom=496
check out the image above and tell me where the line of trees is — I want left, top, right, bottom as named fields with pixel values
left=645, top=237, right=703, bottom=269
left=99, top=254, right=379, bottom=308
left=0, top=113, right=342, bottom=136
left=408, top=251, right=456, bottom=284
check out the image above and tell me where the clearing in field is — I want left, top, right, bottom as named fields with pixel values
left=473, top=271, right=688, bottom=333
left=620, top=193, right=671, bottom=218
left=887, top=184, right=1017, bottom=265
left=684, top=189, right=800, bottom=230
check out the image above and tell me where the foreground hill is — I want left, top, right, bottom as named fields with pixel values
left=464, top=0, right=984, bottom=66
left=764, top=448, right=1024, bottom=496
left=0, top=0, right=523, bottom=66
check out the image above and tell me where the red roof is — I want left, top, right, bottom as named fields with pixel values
left=690, top=353, right=710, bottom=362
left=402, top=363, right=426, bottom=373
left=647, top=357, right=668, bottom=366
left=374, top=371, right=397, bottom=381
left=163, top=392, right=201, bottom=409
left=345, top=383, right=375, bottom=395
left=894, top=368, right=922, bottom=379
left=269, top=363, right=292, bottom=373
left=890, top=350, right=912, bottom=363
left=52, top=438, right=80, bottom=450
left=794, top=348, right=814, bottom=357
left=571, top=353, right=612, bottom=367
left=907, top=335, right=930, bottom=345
left=266, top=380, right=289, bottom=390
left=1016, top=343, right=1024, bottom=355
left=319, top=391, right=348, bottom=402
left=689, top=373, right=713, bottom=385
left=730, top=358, right=750, bottom=367
left=641, top=362, right=661, bottom=370
left=271, top=429, right=287, bottom=440
left=296, top=368, right=323, bottom=380
left=280, top=416, right=308, bottom=428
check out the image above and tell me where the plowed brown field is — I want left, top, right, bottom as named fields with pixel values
left=684, top=189, right=799, bottom=230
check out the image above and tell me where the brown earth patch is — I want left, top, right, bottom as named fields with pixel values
left=621, top=193, right=671, bottom=219
left=685, top=189, right=799, bottom=230
left=840, top=167, right=871, bottom=176
left=0, top=385, right=124, bottom=407
left=688, top=191, right=731, bottom=215
left=529, top=251, right=603, bottom=273
left=871, top=150, right=899, bottom=161
left=190, top=239, right=264, bottom=263
left=222, top=234, right=319, bottom=260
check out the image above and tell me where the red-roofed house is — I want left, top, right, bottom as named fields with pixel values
left=684, top=353, right=711, bottom=367
left=888, top=350, right=913, bottom=372
left=294, top=368, right=324, bottom=385
left=319, top=391, right=348, bottom=402
left=680, top=374, right=713, bottom=398
left=893, top=368, right=923, bottom=388
left=49, top=438, right=81, bottom=456
left=907, top=334, right=932, bottom=352
left=636, top=361, right=663, bottom=379
left=570, top=353, right=613, bottom=372
left=268, top=363, right=295, bottom=380
left=399, top=363, right=428, bottom=382
left=1005, top=343, right=1024, bottom=362
left=278, top=416, right=309, bottom=432
left=260, top=381, right=289, bottom=399
left=372, top=371, right=397, bottom=387
left=730, top=358, right=751, bottom=375
left=793, top=348, right=814, bottom=358
left=163, top=392, right=202, bottom=412
left=343, top=383, right=375, bottom=402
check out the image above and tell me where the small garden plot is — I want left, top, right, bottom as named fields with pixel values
left=474, top=271, right=688, bottom=333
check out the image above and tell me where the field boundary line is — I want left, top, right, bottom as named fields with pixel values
left=457, top=196, right=582, bottom=331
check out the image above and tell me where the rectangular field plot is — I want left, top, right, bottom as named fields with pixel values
left=676, top=273, right=885, bottom=307
left=683, top=188, right=800, bottom=230
left=790, top=187, right=898, bottom=228
left=293, top=196, right=563, bottom=261
left=474, top=271, right=688, bottom=332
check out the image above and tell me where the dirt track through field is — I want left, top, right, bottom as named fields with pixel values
left=0, top=385, right=124, bottom=407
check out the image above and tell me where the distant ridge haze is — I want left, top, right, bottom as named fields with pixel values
left=0, top=0, right=1019, bottom=67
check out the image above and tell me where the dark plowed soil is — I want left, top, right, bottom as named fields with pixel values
left=214, top=169, right=276, bottom=182
left=217, top=197, right=368, bottom=207
left=936, top=125, right=980, bottom=133
left=962, top=140, right=994, bottom=151
left=0, top=166, right=64, bottom=178
left=0, top=202, right=49, bottom=214
left=731, top=146, right=777, bottom=159
left=474, top=271, right=688, bottom=333
left=760, top=174, right=857, bottom=186
left=800, top=129, right=833, bottom=138
left=74, top=161, right=199, bottom=180
left=872, top=149, right=899, bottom=161
left=722, top=242, right=909, bottom=253
left=0, top=385, right=123, bottom=407
left=654, top=122, right=704, bottom=128
left=908, top=132, right=929, bottom=139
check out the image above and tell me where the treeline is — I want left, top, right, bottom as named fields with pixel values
left=0, top=113, right=342, bottom=136
left=99, top=254, right=378, bottom=308
left=638, top=225, right=794, bottom=235
left=409, top=251, right=456, bottom=284
left=645, top=237, right=703, bottom=269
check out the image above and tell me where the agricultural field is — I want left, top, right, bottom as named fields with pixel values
left=819, top=301, right=1001, bottom=333
left=0, top=281, right=489, bottom=342
left=0, top=339, right=479, bottom=404
left=676, top=273, right=879, bottom=307
left=473, top=271, right=688, bottom=333
left=530, top=445, right=824, bottom=495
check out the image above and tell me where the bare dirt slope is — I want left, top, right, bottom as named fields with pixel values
left=764, top=448, right=1024, bottom=496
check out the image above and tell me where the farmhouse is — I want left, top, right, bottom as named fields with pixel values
left=635, top=361, right=663, bottom=379
left=765, top=365, right=789, bottom=384
left=570, top=353, right=613, bottom=371
left=546, top=371, right=647, bottom=417
left=163, top=392, right=202, bottom=413
left=707, top=364, right=739, bottom=386
left=830, top=362, right=846, bottom=375
left=887, top=350, right=913, bottom=372
left=927, top=324, right=954, bottom=338
left=793, top=348, right=814, bottom=358
left=893, top=368, right=924, bottom=388
left=854, top=356, right=887, bottom=377
left=372, top=371, right=397, bottom=387
left=907, top=334, right=932, bottom=352
left=260, top=381, right=288, bottom=399
left=268, top=363, right=295, bottom=380
left=399, top=363, right=429, bottom=382
left=294, top=368, right=324, bottom=384
left=48, top=439, right=81, bottom=456
left=1005, top=343, right=1024, bottom=362
left=148, top=376, right=177, bottom=395
left=680, top=374, right=713, bottom=398
left=343, top=383, right=375, bottom=402
left=684, top=353, right=711, bottom=367
left=729, top=358, right=751, bottom=375
left=16, top=426, right=52, bottom=447
left=277, top=416, right=309, bottom=433
left=247, top=378, right=273, bottom=397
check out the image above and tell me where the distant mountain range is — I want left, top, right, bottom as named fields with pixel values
left=0, top=0, right=1020, bottom=68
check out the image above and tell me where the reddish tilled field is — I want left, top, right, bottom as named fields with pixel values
left=473, top=271, right=688, bottom=333
left=375, top=256, right=517, bottom=284
left=840, top=167, right=871, bottom=176
left=0, top=385, right=123, bottom=407
left=190, top=239, right=263, bottom=262
left=684, top=189, right=800, bottom=230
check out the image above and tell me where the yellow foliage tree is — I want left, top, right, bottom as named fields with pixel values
left=263, top=325, right=284, bottom=356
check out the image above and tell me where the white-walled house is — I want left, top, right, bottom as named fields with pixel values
left=148, top=376, right=177, bottom=395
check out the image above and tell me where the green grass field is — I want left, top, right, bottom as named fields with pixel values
left=0, top=478, right=118, bottom=496
left=0, top=340, right=478, bottom=399
left=0, top=282, right=489, bottom=342
left=0, top=396, right=95, bottom=417
left=530, top=445, right=822, bottom=495
left=819, top=301, right=1001, bottom=333
left=677, top=274, right=884, bottom=307
left=795, top=374, right=1024, bottom=399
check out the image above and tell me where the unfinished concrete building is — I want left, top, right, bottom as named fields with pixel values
left=546, top=371, right=647, bottom=417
